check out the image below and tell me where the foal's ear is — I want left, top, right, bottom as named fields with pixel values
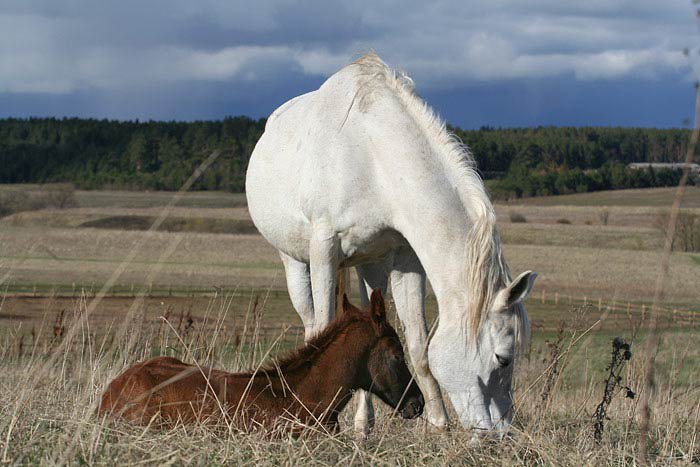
left=369, top=288, right=386, bottom=331
left=342, top=293, right=352, bottom=312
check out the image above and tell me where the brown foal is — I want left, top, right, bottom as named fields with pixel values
left=99, top=289, right=424, bottom=432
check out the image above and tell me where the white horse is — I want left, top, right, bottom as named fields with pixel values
left=246, top=52, right=536, bottom=435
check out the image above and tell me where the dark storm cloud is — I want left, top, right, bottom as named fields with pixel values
left=0, top=0, right=697, bottom=126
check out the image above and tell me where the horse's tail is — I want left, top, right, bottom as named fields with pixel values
left=335, top=268, right=349, bottom=315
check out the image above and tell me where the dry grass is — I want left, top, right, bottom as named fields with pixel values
left=0, top=226, right=283, bottom=290
left=0, top=292, right=697, bottom=465
left=502, top=243, right=699, bottom=305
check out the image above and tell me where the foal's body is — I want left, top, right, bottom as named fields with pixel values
left=99, top=291, right=423, bottom=431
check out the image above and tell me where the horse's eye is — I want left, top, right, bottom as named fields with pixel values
left=495, top=354, right=511, bottom=367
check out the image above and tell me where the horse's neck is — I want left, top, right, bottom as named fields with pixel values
left=379, top=139, right=494, bottom=313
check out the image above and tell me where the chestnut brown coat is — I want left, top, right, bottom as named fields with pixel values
left=99, top=290, right=424, bottom=432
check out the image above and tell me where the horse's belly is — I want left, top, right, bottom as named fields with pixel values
left=338, top=228, right=406, bottom=267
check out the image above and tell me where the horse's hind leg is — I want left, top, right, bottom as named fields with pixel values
left=308, top=225, right=341, bottom=334
left=280, top=252, right=315, bottom=340
left=354, top=261, right=389, bottom=437
left=390, top=248, right=449, bottom=429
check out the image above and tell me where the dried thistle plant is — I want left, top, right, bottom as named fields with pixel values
left=593, top=337, right=635, bottom=443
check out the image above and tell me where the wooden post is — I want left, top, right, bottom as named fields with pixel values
left=583, top=295, right=587, bottom=306
left=641, top=304, right=646, bottom=321
left=598, top=298, right=602, bottom=311
left=554, top=292, right=559, bottom=305
left=541, top=289, right=546, bottom=304
left=673, top=308, right=678, bottom=323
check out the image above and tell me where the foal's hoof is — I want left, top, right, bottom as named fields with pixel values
left=353, top=419, right=374, bottom=441
left=353, top=426, right=371, bottom=441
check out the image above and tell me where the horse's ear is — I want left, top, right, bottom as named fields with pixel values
left=369, top=288, right=386, bottom=330
left=501, top=271, right=538, bottom=309
left=342, top=293, right=351, bottom=312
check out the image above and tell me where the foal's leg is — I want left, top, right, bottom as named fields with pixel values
left=308, top=225, right=341, bottom=335
left=354, top=261, right=389, bottom=437
left=280, top=252, right=315, bottom=340
left=390, top=248, right=449, bottom=429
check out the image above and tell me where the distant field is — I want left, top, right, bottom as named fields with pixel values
left=0, top=184, right=246, bottom=208
left=507, top=186, right=700, bottom=208
left=1, top=185, right=699, bottom=306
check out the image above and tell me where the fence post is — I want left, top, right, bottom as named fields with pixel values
left=541, top=289, right=546, bottom=304
left=641, top=304, right=646, bottom=321
left=598, top=298, right=602, bottom=311
left=554, top=292, right=559, bottom=305
left=583, top=295, right=587, bottom=306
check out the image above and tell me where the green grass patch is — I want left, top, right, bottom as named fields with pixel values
left=80, top=215, right=258, bottom=234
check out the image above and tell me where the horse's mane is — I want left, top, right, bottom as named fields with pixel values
left=263, top=308, right=369, bottom=374
left=349, top=52, right=527, bottom=351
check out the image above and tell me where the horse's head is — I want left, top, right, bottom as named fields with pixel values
left=428, top=270, right=537, bottom=435
left=343, top=290, right=424, bottom=419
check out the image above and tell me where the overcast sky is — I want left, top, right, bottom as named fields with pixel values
left=1, top=0, right=698, bottom=128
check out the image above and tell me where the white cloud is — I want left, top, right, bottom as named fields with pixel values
left=0, top=0, right=696, bottom=95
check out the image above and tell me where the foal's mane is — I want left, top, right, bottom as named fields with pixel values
left=263, top=308, right=370, bottom=374
left=349, top=53, right=526, bottom=350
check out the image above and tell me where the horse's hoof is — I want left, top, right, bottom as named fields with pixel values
left=425, top=416, right=450, bottom=432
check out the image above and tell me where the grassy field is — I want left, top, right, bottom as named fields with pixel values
left=2, top=185, right=699, bottom=305
left=1, top=185, right=699, bottom=464
left=504, top=186, right=700, bottom=208
left=0, top=292, right=697, bottom=464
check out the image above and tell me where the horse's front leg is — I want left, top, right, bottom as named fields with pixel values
left=390, top=249, right=449, bottom=430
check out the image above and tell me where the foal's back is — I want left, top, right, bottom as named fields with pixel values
left=100, top=356, right=248, bottom=424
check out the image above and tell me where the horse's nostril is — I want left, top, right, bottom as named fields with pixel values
left=496, top=354, right=511, bottom=367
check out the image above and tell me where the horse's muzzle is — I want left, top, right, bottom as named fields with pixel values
left=400, top=392, right=424, bottom=419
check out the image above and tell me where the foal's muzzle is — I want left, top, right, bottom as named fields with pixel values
left=399, top=389, right=424, bottom=419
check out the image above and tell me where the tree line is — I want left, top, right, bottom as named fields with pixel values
left=0, top=118, right=695, bottom=197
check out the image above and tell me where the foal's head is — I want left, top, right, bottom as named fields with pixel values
left=343, top=289, right=424, bottom=419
